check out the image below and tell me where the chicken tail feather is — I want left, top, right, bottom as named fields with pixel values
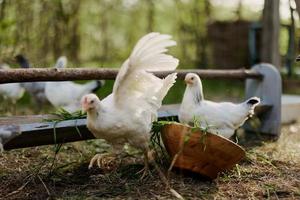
left=91, top=80, right=105, bottom=93
left=245, top=97, right=260, bottom=117
left=246, top=97, right=260, bottom=106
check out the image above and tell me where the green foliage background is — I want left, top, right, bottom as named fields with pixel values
left=0, top=0, right=269, bottom=67
left=0, top=0, right=291, bottom=112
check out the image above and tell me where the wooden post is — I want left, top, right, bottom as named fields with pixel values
left=261, top=0, right=280, bottom=68
left=245, top=63, right=282, bottom=136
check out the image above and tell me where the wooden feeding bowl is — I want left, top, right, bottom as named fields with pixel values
left=161, top=123, right=245, bottom=179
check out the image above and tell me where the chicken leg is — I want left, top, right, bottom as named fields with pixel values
left=136, top=148, right=156, bottom=179
left=89, top=152, right=124, bottom=171
left=88, top=145, right=123, bottom=170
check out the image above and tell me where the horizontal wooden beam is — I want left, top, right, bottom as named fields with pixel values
left=3, top=118, right=92, bottom=150
left=0, top=68, right=263, bottom=83
left=1, top=104, right=271, bottom=150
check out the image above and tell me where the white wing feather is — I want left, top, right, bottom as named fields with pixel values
left=113, top=32, right=179, bottom=116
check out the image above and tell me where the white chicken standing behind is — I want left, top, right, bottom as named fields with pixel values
left=45, top=56, right=104, bottom=112
left=15, top=54, right=48, bottom=106
left=0, top=125, right=20, bottom=152
left=54, top=56, right=67, bottom=69
left=179, top=73, right=260, bottom=139
left=81, top=32, right=179, bottom=176
left=0, top=64, right=25, bottom=104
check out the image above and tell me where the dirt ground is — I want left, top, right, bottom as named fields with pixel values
left=0, top=123, right=300, bottom=200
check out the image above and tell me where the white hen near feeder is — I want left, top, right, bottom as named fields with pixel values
left=0, top=125, right=20, bottom=152
left=179, top=73, right=260, bottom=139
left=81, top=32, right=178, bottom=176
left=45, top=56, right=104, bottom=112
left=15, top=55, right=48, bottom=106
left=0, top=64, right=25, bottom=103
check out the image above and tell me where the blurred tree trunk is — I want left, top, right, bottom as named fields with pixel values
left=193, top=0, right=209, bottom=68
left=236, top=0, right=242, bottom=20
left=39, top=1, right=53, bottom=64
left=146, top=0, right=155, bottom=32
left=52, top=0, right=81, bottom=64
left=175, top=0, right=188, bottom=65
left=0, top=0, right=6, bottom=47
left=294, top=0, right=300, bottom=16
left=14, top=2, right=34, bottom=56
left=67, top=0, right=81, bottom=64
left=53, top=0, right=65, bottom=59
left=261, top=0, right=280, bottom=68
left=192, top=0, right=202, bottom=67
left=99, top=1, right=110, bottom=63
left=0, top=0, right=6, bottom=20
left=175, top=0, right=210, bottom=67
left=200, top=0, right=211, bottom=68
left=293, top=0, right=300, bottom=52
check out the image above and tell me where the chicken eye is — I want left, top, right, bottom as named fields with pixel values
left=90, top=100, right=94, bottom=104
left=191, top=77, right=194, bottom=80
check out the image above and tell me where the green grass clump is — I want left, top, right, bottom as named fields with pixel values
left=46, top=108, right=86, bottom=122
left=43, top=108, right=87, bottom=173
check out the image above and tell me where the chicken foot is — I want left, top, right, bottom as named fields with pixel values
left=88, top=153, right=120, bottom=170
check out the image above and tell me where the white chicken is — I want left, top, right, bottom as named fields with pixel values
left=54, top=56, right=67, bottom=69
left=45, top=56, right=104, bottom=112
left=81, top=32, right=179, bottom=176
left=0, top=125, right=20, bottom=152
left=15, top=54, right=48, bottom=106
left=0, top=64, right=25, bottom=104
left=179, top=73, right=260, bottom=139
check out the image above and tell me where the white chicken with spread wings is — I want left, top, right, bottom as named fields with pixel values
left=81, top=32, right=179, bottom=176
left=179, top=73, right=260, bottom=139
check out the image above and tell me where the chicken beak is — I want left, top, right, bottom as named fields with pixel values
left=185, top=79, right=193, bottom=85
left=81, top=103, right=87, bottom=113
left=81, top=97, right=88, bottom=113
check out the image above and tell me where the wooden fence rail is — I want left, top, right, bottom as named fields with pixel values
left=0, top=68, right=263, bottom=83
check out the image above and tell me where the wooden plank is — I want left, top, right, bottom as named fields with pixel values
left=1, top=104, right=271, bottom=150
left=2, top=105, right=180, bottom=150
left=0, top=115, right=54, bottom=126
left=0, top=68, right=263, bottom=83
left=3, top=119, right=92, bottom=150
left=0, top=105, right=180, bottom=125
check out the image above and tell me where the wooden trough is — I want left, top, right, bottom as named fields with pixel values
left=161, top=123, right=245, bottom=179
left=0, top=63, right=282, bottom=150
